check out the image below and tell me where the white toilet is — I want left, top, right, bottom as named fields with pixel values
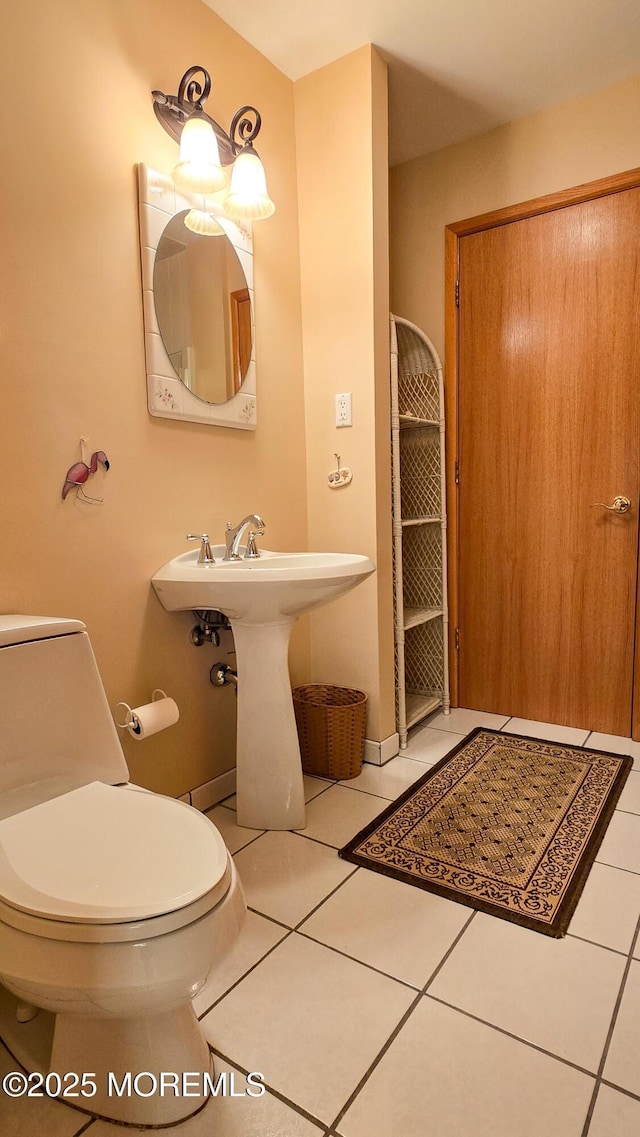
left=0, top=615, right=245, bottom=1126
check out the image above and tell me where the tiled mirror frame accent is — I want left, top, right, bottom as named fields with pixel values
left=137, top=164, right=257, bottom=430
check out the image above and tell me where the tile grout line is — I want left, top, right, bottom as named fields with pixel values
left=327, top=991, right=423, bottom=1133
left=197, top=928, right=295, bottom=1020
left=419, top=715, right=511, bottom=737
left=421, top=910, right=478, bottom=994
left=228, top=830, right=268, bottom=855
left=565, top=931, right=630, bottom=959
left=206, top=880, right=490, bottom=1026
left=71, top=1121, right=96, bottom=1136
left=217, top=774, right=339, bottom=822
left=285, top=829, right=346, bottom=852
left=311, top=785, right=397, bottom=804
left=425, top=992, right=598, bottom=1080
left=315, top=783, right=395, bottom=802
left=245, top=905, right=292, bottom=931
left=292, top=866, right=362, bottom=931
left=225, top=779, right=403, bottom=814
left=294, top=927, right=421, bottom=994
left=210, top=888, right=492, bottom=1026
left=399, top=753, right=440, bottom=767
left=220, top=780, right=337, bottom=830
left=208, top=1046, right=329, bottom=1131
left=199, top=867, right=362, bottom=1019
left=319, top=784, right=412, bottom=803
left=594, top=858, right=640, bottom=878
left=580, top=912, right=640, bottom=1137
left=220, top=780, right=338, bottom=818
left=326, top=909, right=478, bottom=1133
left=296, top=782, right=339, bottom=807
left=599, top=1077, right=640, bottom=1104
left=218, top=805, right=521, bottom=1043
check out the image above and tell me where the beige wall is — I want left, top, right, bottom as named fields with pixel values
left=390, top=72, right=640, bottom=360
left=0, top=0, right=308, bottom=797
left=295, top=47, right=395, bottom=743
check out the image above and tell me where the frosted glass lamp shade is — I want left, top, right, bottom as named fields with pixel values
left=223, top=145, right=275, bottom=221
left=183, top=209, right=225, bottom=236
left=172, top=115, right=226, bottom=194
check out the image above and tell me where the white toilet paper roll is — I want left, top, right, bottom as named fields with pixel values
left=126, top=692, right=179, bottom=739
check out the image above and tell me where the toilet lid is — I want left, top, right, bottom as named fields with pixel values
left=0, top=782, right=228, bottom=922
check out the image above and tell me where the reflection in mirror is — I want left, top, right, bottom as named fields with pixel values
left=153, top=210, right=252, bottom=405
left=138, top=164, right=256, bottom=429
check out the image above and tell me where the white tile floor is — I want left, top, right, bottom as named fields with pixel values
left=3, top=710, right=640, bottom=1136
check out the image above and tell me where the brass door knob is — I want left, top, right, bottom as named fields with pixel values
left=591, top=496, right=631, bottom=514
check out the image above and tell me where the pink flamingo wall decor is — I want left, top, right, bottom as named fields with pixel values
left=62, top=439, right=110, bottom=503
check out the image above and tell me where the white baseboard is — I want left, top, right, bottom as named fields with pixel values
left=363, top=732, right=400, bottom=767
left=184, top=734, right=400, bottom=808
left=185, top=767, right=237, bottom=812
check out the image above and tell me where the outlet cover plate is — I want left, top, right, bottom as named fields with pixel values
left=335, top=392, right=352, bottom=427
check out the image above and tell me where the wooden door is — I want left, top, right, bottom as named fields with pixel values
left=230, top=288, right=252, bottom=394
left=455, top=188, right=640, bottom=735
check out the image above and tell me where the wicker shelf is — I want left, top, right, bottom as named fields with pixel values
left=403, top=606, right=443, bottom=630
left=399, top=414, right=439, bottom=428
left=391, top=315, right=450, bottom=749
left=405, top=692, right=443, bottom=729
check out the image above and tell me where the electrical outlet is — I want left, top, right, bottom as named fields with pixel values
left=335, top=392, right=352, bottom=427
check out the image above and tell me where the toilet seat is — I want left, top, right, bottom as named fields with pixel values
left=0, top=861, right=235, bottom=944
left=0, top=782, right=228, bottom=923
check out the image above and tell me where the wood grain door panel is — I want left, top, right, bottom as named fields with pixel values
left=458, top=190, right=640, bottom=734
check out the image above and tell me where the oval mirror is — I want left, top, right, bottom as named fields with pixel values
left=153, top=210, right=252, bottom=405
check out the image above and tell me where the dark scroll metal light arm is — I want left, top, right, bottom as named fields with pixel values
left=152, top=67, right=262, bottom=166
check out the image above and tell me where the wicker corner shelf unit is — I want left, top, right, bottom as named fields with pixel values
left=390, top=314, right=450, bottom=749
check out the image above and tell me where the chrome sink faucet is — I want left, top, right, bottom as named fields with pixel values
left=224, top=514, right=265, bottom=561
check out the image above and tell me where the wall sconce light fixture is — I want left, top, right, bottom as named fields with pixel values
left=152, top=66, right=275, bottom=225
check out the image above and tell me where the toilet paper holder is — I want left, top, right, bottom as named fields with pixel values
left=115, top=689, right=178, bottom=738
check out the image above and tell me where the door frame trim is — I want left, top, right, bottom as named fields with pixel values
left=444, top=165, right=640, bottom=728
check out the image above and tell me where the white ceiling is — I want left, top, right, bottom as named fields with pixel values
left=202, top=0, right=640, bottom=165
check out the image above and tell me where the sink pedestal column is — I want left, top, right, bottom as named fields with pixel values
left=231, top=618, right=306, bottom=830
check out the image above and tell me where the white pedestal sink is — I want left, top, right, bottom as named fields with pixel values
left=151, top=547, right=375, bottom=830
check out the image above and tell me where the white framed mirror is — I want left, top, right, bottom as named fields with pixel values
left=137, top=164, right=257, bottom=429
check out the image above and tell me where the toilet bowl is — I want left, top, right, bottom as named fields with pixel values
left=0, top=617, right=246, bottom=1125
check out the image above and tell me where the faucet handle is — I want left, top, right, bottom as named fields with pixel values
left=187, top=533, right=215, bottom=564
left=244, top=530, right=262, bottom=559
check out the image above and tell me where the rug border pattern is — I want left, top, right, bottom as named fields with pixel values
left=339, top=727, right=633, bottom=937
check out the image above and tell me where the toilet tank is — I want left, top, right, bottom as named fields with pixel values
left=0, top=616, right=130, bottom=795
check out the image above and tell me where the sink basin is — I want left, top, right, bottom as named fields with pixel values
left=151, top=546, right=375, bottom=832
left=152, top=546, right=375, bottom=624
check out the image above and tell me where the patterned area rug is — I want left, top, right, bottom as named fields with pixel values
left=339, top=728, right=632, bottom=937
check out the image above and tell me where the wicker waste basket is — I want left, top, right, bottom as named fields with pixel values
left=292, top=684, right=367, bottom=780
